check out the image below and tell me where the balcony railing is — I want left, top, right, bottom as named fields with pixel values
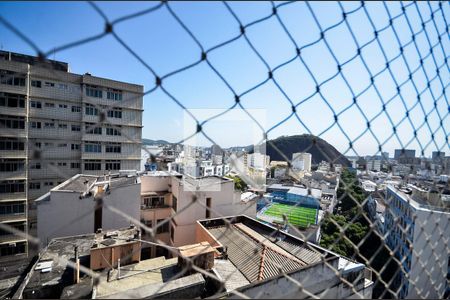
left=141, top=204, right=172, bottom=210
left=0, top=213, right=26, bottom=223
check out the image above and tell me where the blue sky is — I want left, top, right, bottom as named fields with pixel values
left=1, top=1, right=449, bottom=157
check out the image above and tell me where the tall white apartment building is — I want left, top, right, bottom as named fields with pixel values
left=384, top=185, right=450, bottom=299
left=292, top=152, right=312, bottom=172
left=0, top=51, right=143, bottom=264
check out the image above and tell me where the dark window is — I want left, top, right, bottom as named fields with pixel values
left=29, top=162, right=41, bottom=169
left=0, top=202, right=25, bottom=215
left=206, top=197, right=211, bottom=218
left=30, top=100, right=42, bottom=109
left=71, top=106, right=81, bottom=112
left=172, top=195, right=177, bottom=212
left=156, top=219, right=169, bottom=234
left=106, top=89, right=122, bottom=101
left=0, top=138, right=24, bottom=151
left=107, top=108, right=122, bottom=118
left=105, top=160, right=120, bottom=170
left=70, top=162, right=81, bottom=169
left=71, top=125, right=81, bottom=132
left=31, top=80, right=41, bottom=88
left=0, top=159, right=25, bottom=172
left=0, top=115, right=25, bottom=129
left=0, top=242, right=26, bottom=256
left=85, top=142, right=102, bottom=153
left=85, top=123, right=102, bottom=135
left=85, top=104, right=98, bottom=116
left=84, top=160, right=101, bottom=171
left=106, top=127, right=121, bottom=136
left=0, top=180, right=25, bottom=193
left=86, top=85, right=103, bottom=98
left=71, top=144, right=80, bottom=150
left=30, top=121, right=41, bottom=129
left=45, top=102, right=55, bottom=108
left=105, top=143, right=121, bottom=153
left=29, top=182, right=40, bottom=190
left=0, top=70, right=26, bottom=86
left=0, top=92, right=25, bottom=108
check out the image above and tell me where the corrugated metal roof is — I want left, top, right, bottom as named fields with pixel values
left=207, top=224, right=306, bottom=283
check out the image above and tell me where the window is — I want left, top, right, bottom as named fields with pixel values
left=30, top=121, right=41, bottom=129
left=156, top=219, right=169, bottom=234
left=0, top=92, right=26, bottom=108
left=0, top=115, right=25, bottom=129
left=105, top=160, right=120, bottom=170
left=71, top=124, right=81, bottom=132
left=105, top=143, right=121, bottom=153
left=0, top=202, right=25, bottom=215
left=0, top=159, right=25, bottom=172
left=0, top=242, right=26, bottom=256
left=31, top=80, right=41, bottom=88
left=0, top=180, right=25, bottom=193
left=84, top=160, right=101, bottom=171
left=0, top=222, right=25, bottom=236
left=0, top=69, right=26, bottom=86
left=58, top=124, right=68, bottom=129
left=85, top=142, right=102, bottom=153
left=71, top=144, right=80, bottom=150
left=70, top=162, right=81, bottom=169
left=44, top=82, right=55, bottom=87
left=44, top=122, right=55, bottom=128
left=172, top=195, right=177, bottom=212
left=57, top=162, right=67, bottom=167
left=107, top=108, right=122, bottom=118
left=44, top=142, right=53, bottom=147
left=58, top=143, right=67, bottom=148
left=0, top=138, right=24, bottom=151
left=85, top=123, right=102, bottom=134
left=28, top=182, right=40, bottom=190
left=30, top=100, right=42, bottom=109
left=106, top=89, right=123, bottom=101
left=86, top=85, right=103, bottom=98
left=106, top=126, right=121, bottom=136
left=34, top=142, right=41, bottom=149
left=58, top=104, right=68, bottom=108
left=71, top=106, right=81, bottom=112
left=85, top=104, right=98, bottom=116
left=45, top=102, right=55, bottom=108
left=29, top=162, right=41, bottom=169
left=206, top=197, right=211, bottom=218
left=44, top=182, right=54, bottom=186
left=58, top=83, right=68, bottom=90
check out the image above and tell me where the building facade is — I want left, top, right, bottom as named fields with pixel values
left=0, top=51, right=143, bottom=262
left=139, top=171, right=257, bottom=258
left=384, top=185, right=450, bottom=299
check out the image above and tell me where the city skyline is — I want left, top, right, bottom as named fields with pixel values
left=1, top=1, right=448, bottom=157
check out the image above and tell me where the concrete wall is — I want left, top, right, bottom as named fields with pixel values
left=102, top=183, right=141, bottom=231
left=37, top=191, right=95, bottom=246
left=37, top=182, right=140, bottom=247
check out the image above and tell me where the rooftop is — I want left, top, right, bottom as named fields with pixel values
left=54, top=173, right=140, bottom=193
left=19, top=227, right=140, bottom=299
left=198, top=216, right=334, bottom=284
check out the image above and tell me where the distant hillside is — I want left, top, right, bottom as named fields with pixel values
left=252, top=134, right=350, bottom=166
left=142, top=138, right=171, bottom=146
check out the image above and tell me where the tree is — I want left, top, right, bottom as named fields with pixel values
left=225, top=175, right=248, bottom=192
